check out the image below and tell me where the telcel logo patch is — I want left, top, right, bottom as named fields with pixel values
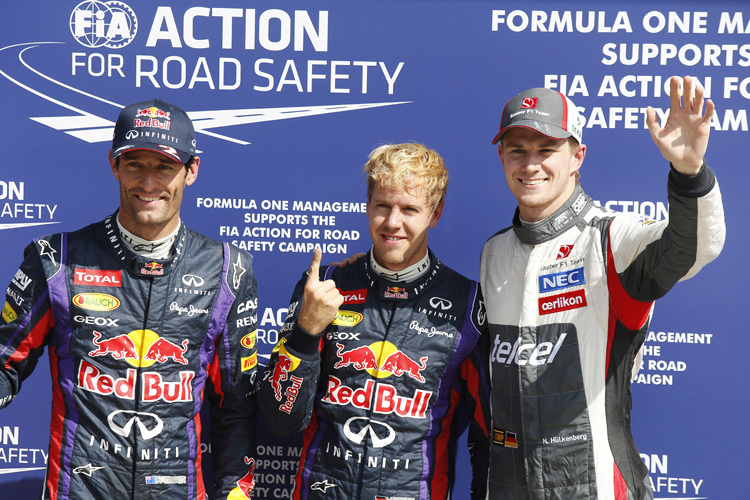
left=539, top=267, right=585, bottom=293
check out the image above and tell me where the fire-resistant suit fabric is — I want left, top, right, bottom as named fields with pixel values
left=480, top=164, right=725, bottom=500
left=258, top=250, right=491, bottom=500
left=0, top=213, right=260, bottom=500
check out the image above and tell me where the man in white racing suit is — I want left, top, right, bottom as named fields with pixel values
left=481, top=76, right=725, bottom=499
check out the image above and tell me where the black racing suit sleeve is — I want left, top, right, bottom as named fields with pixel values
left=207, top=248, right=260, bottom=500
left=0, top=242, right=55, bottom=409
left=258, top=268, right=324, bottom=439
left=460, top=288, right=491, bottom=500
left=615, top=162, right=725, bottom=302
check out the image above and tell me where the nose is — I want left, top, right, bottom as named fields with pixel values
left=136, top=166, right=162, bottom=190
left=383, top=208, right=403, bottom=229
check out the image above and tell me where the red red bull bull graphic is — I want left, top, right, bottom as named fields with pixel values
left=383, top=286, right=408, bottom=300
left=141, top=262, right=165, bottom=276
left=89, top=330, right=138, bottom=359
left=333, top=342, right=429, bottom=382
left=227, top=457, right=256, bottom=500
left=143, top=338, right=189, bottom=364
left=269, top=354, right=293, bottom=401
left=88, top=330, right=190, bottom=367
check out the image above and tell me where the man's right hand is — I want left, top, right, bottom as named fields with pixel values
left=296, top=248, right=344, bottom=336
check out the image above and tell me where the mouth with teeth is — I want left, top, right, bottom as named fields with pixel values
left=521, top=178, right=547, bottom=186
left=136, top=195, right=162, bottom=202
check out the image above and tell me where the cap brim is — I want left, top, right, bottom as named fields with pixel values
left=112, top=143, right=192, bottom=164
left=491, top=122, right=573, bottom=145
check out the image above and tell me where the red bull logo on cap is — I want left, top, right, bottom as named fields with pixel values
left=136, top=107, right=171, bottom=120
left=333, top=341, right=429, bottom=383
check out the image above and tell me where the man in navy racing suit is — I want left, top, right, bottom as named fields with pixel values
left=0, top=99, right=259, bottom=500
left=481, top=77, right=725, bottom=499
left=259, top=143, right=491, bottom=500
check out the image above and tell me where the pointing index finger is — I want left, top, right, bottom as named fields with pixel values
left=307, top=248, right=322, bottom=284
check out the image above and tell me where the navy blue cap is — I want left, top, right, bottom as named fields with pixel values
left=112, top=99, right=197, bottom=164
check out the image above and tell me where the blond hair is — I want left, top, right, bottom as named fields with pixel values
left=363, top=143, right=449, bottom=211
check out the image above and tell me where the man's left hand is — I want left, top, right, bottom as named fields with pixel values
left=646, top=75, right=714, bottom=175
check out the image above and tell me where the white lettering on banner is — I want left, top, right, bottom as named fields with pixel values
left=597, top=200, right=668, bottom=220
left=130, top=55, right=405, bottom=94
left=0, top=181, right=24, bottom=200
left=638, top=453, right=705, bottom=494
left=491, top=10, right=634, bottom=33
left=0, top=427, right=49, bottom=466
left=146, top=8, right=329, bottom=51
left=646, top=331, right=713, bottom=344
left=0, top=203, right=58, bottom=220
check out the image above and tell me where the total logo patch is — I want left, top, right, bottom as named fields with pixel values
left=339, top=288, right=367, bottom=304
left=74, top=268, right=122, bottom=287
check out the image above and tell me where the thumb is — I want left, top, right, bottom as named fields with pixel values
left=306, top=248, right=322, bottom=284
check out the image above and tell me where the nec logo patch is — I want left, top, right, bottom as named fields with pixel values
left=521, top=97, right=538, bottom=109
left=539, top=267, right=585, bottom=293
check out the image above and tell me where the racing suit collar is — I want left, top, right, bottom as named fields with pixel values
left=104, top=211, right=187, bottom=277
left=511, top=184, right=594, bottom=245
left=363, top=248, right=443, bottom=302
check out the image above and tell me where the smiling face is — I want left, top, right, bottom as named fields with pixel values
left=498, top=127, right=586, bottom=222
left=109, top=149, right=199, bottom=240
left=366, top=183, right=443, bottom=272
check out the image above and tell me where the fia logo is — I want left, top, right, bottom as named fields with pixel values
left=70, top=1, right=138, bottom=49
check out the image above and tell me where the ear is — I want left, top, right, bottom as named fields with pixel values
left=109, top=151, right=119, bottom=180
left=429, top=199, right=445, bottom=228
left=185, top=156, right=200, bottom=186
left=570, top=143, right=586, bottom=175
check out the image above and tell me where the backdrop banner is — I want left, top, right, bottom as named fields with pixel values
left=0, top=1, right=744, bottom=498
